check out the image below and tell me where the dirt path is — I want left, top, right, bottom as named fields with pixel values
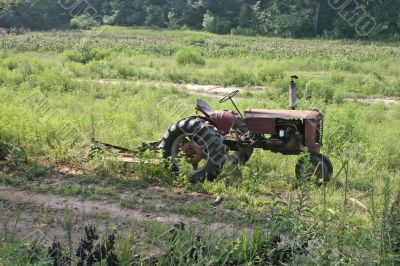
left=76, top=78, right=400, bottom=105
left=76, top=78, right=262, bottom=99
left=347, top=97, right=400, bottom=105
left=0, top=185, right=247, bottom=244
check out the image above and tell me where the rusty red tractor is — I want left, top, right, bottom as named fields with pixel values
left=159, top=76, right=333, bottom=184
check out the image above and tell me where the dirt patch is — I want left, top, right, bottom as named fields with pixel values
left=347, top=97, right=400, bottom=105
left=77, top=78, right=400, bottom=105
left=184, top=83, right=263, bottom=95
left=54, top=164, right=84, bottom=176
left=75, top=78, right=263, bottom=98
left=0, top=185, right=248, bottom=242
left=0, top=198, right=123, bottom=246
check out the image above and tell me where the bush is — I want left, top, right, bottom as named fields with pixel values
left=231, top=27, right=257, bottom=36
left=30, top=69, right=75, bottom=92
left=330, top=56, right=354, bottom=71
left=184, top=35, right=206, bottom=46
left=64, top=47, right=111, bottom=64
left=303, top=79, right=334, bottom=102
left=70, top=14, right=99, bottom=30
left=175, top=48, right=205, bottom=66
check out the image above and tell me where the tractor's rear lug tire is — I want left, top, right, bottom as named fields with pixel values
left=295, top=153, right=333, bottom=186
left=161, top=118, right=228, bottom=183
left=235, top=146, right=254, bottom=165
left=226, top=146, right=254, bottom=172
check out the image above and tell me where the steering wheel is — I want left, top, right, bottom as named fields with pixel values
left=219, top=90, right=239, bottom=103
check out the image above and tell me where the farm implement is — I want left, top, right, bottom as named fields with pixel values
left=93, top=76, right=333, bottom=184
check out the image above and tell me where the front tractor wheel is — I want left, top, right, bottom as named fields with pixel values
left=295, top=153, right=333, bottom=185
left=161, top=118, right=228, bottom=183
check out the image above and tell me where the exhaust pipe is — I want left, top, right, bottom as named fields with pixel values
left=289, top=75, right=298, bottom=110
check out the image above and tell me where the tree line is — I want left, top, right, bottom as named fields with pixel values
left=0, top=0, right=399, bottom=39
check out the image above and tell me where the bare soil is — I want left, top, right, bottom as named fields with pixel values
left=76, top=78, right=262, bottom=98
left=76, top=78, right=400, bottom=105
left=347, top=97, right=400, bottom=105
left=0, top=185, right=248, bottom=246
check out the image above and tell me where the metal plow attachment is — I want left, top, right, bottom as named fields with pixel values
left=90, top=138, right=161, bottom=163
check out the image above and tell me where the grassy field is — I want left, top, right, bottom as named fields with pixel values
left=0, top=26, right=400, bottom=264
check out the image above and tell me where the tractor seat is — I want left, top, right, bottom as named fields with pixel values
left=245, top=109, right=322, bottom=120
left=196, top=99, right=213, bottom=117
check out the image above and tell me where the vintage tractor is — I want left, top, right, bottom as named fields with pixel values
left=160, top=76, right=333, bottom=184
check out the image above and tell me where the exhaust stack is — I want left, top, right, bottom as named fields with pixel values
left=289, top=75, right=298, bottom=110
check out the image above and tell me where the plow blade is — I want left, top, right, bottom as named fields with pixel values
left=90, top=138, right=161, bottom=163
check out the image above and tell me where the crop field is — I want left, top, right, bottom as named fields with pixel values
left=0, top=27, right=400, bottom=265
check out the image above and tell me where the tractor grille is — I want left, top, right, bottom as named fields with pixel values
left=316, top=119, right=323, bottom=145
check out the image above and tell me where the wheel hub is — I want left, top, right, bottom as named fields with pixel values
left=181, top=141, right=204, bottom=167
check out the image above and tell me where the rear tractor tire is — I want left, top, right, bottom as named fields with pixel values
left=234, top=146, right=254, bottom=165
left=161, top=118, right=228, bottom=183
left=226, top=146, right=253, bottom=172
left=295, top=153, right=333, bottom=185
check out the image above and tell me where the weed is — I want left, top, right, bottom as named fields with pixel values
left=175, top=48, right=205, bottom=66
left=57, top=184, right=82, bottom=196
left=64, top=45, right=111, bottom=64
left=0, top=241, right=51, bottom=265
left=63, top=206, right=74, bottom=260
left=120, top=196, right=139, bottom=209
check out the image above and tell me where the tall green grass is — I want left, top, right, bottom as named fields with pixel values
left=1, top=27, right=400, bottom=263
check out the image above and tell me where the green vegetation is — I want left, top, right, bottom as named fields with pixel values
left=69, top=14, right=100, bottom=30
left=0, top=241, right=52, bottom=265
left=0, top=27, right=400, bottom=264
left=175, top=48, right=205, bottom=66
left=1, top=0, right=399, bottom=39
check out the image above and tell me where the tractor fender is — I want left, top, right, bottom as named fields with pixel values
left=191, top=111, right=234, bottom=134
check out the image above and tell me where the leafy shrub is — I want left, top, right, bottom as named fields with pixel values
left=4, top=58, right=18, bottom=71
left=303, top=79, right=334, bottom=102
left=332, top=89, right=346, bottom=104
left=64, top=47, right=111, bottom=64
left=70, top=14, right=99, bottom=30
left=30, top=69, right=75, bottom=92
left=361, top=78, right=384, bottom=95
left=175, top=48, right=205, bottom=66
left=116, top=65, right=140, bottom=79
left=16, top=59, right=45, bottom=79
left=231, top=26, right=257, bottom=36
left=183, top=35, right=206, bottom=46
left=330, top=56, right=354, bottom=71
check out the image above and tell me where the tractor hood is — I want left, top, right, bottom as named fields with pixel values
left=245, top=109, right=322, bottom=120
